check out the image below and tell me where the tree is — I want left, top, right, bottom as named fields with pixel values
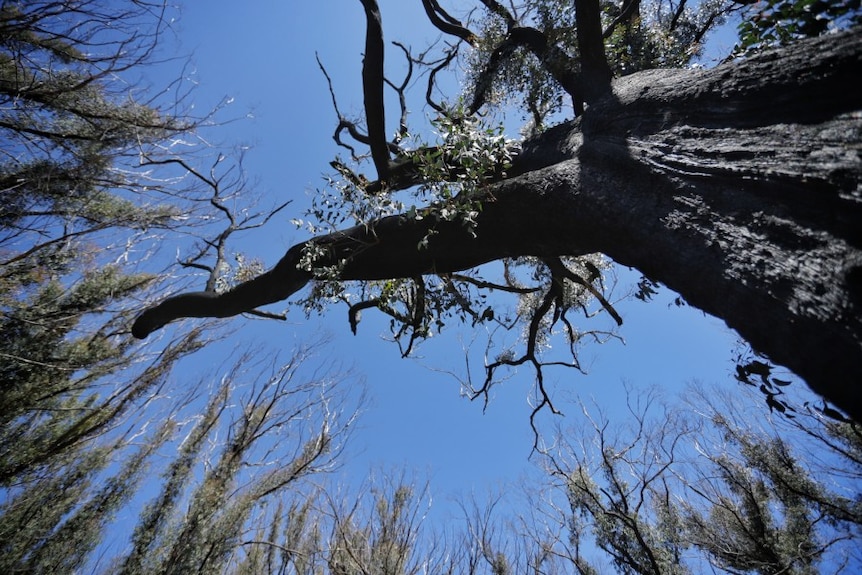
left=1, top=2, right=344, bottom=572
left=694, top=387, right=862, bottom=572
left=131, top=0, right=862, bottom=423
left=220, top=384, right=859, bottom=574
left=0, top=0, right=298, bottom=476
left=0, top=0, right=210, bottom=488
left=110, top=345, right=358, bottom=575
left=532, top=386, right=862, bottom=574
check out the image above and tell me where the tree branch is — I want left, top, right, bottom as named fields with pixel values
left=420, top=0, right=477, bottom=44
left=359, top=0, right=390, bottom=183
left=425, top=46, right=460, bottom=114
left=602, top=0, right=643, bottom=39
left=387, top=41, right=413, bottom=146
left=469, top=26, right=584, bottom=115
left=317, top=53, right=366, bottom=159
left=575, top=0, right=613, bottom=102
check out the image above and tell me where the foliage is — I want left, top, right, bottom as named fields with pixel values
left=466, top=0, right=736, bottom=129
left=295, top=107, right=524, bottom=352
left=300, top=104, right=517, bottom=236
left=197, top=384, right=861, bottom=575
left=736, top=0, right=862, bottom=54
left=0, top=3, right=339, bottom=573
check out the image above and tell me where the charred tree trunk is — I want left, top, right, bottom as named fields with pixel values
left=134, top=28, right=862, bottom=421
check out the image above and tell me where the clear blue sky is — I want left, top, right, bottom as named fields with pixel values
left=151, top=0, right=751, bottom=518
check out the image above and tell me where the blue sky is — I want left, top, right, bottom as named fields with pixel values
left=151, top=0, right=751, bottom=516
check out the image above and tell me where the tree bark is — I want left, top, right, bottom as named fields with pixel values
left=134, top=28, right=862, bottom=421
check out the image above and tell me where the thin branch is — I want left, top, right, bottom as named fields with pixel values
left=471, top=271, right=566, bottom=450
left=669, top=0, right=688, bottom=32
left=425, top=45, right=460, bottom=114
left=602, top=0, right=643, bottom=39
left=447, top=272, right=542, bottom=294
left=386, top=41, right=412, bottom=146
left=469, top=26, right=583, bottom=115
left=317, top=53, right=365, bottom=159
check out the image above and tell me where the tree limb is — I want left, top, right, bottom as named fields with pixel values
left=359, top=0, right=390, bottom=183
left=574, top=0, right=613, bottom=102
left=420, top=0, right=477, bottom=44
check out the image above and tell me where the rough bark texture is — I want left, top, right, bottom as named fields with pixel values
left=134, top=28, right=862, bottom=421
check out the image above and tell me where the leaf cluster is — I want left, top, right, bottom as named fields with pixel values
left=736, top=0, right=862, bottom=54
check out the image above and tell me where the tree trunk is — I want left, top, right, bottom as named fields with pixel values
left=134, top=28, right=862, bottom=421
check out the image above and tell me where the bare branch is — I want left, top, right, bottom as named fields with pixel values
left=420, top=0, right=477, bottom=44
left=317, top=53, right=366, bottom=159
left=358, top=0, right=391, bottom=183
left=425, top=45, right=460, bottom=114
left=386, top=41, right=412, bottom=146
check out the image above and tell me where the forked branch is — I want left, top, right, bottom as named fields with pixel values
left=470, top=26, right=585, bottom=115
left=421, top=0, right=477, bottom=44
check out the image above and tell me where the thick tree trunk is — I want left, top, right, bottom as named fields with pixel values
left=134, top=28, right=862, bottom=421
left=572, top=28, right=862, bottom=419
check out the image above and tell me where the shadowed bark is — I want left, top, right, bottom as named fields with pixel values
left=133, top=27, right=862, bottom=422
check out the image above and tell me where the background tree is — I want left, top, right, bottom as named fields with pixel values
left=221, top=383, right=859, bottom=574
left=678, top=387, right=862, bottom=573
left=547, top=394, right=694, bottom=575
left=111, top=345, right=357, bottom=575
left=132, top=0, right=862, bottom=424
left=453, top=386, right=861, bottom=574
left=0, top=2, right=353, bottom=573
left=1, top=0, right=201, bottom=486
